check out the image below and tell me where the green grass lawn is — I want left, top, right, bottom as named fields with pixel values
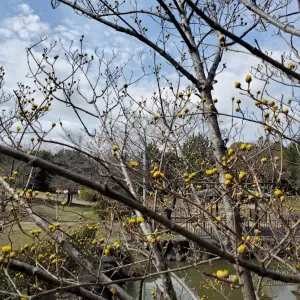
left=0, top=202, right=98, bottom=248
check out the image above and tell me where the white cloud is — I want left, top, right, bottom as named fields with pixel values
left=18, top=3, right=33, bottom=15
left=2, top=8, right=49, bottom=41
left=0, top=28, right=14, bottom=38
left=0, top=2, right=295, bottom=149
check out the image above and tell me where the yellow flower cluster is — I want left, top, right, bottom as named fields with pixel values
left=29, top=229, right=42, bottom=236
left=104, top=245, right=111, bottom=256
left=1, top=245, right=11, bottom=254
left=183, top=172, right=197, bottom=182
left=113, top=241, right=121, bottom=249
left=224, top=173, right=233, bottom=180
left=216, top=269, right=229, bottom=279
left=48, top=223, right=61, bottom=232
left=38, top=254, right=44, bottom=260
left=129, top=161, right=139, bottom=167
left=238, top=171, right=247, bottom=181
left=283, top=108, right=289, bottom=114
left=261, top=157, right=267, bottom=163
left=234, top=82, right=241, bottom=89
left=87, top=224, right=98, bottom=230
left=15, top=273, right=24, bottom=279
left=237, top=244, right=246, bottom=254
left=147, top=235, right=161, bottom=244
left=112, top=145, right=118, bottom=151
left=240, top=143, right=246, bottom=150
left=274, top=189, right=283, bottom=197
left=227, top=148, right=234, bottom=156
left=206, top=168, right=218, bottom=176
left=151, top=165, right=164, bottom=179
left=25, top=192, right=32, bottom=200
left=245, top=74, right=252, bottom=83
left=126, top=215, right=144, bottom=226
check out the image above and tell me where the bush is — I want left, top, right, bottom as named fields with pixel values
left=79, top=189, right=97, bottom=201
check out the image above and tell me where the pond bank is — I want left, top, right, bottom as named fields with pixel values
left=125, top=260, right=300, bottom=300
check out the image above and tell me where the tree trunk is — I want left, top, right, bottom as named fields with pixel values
left=120, top=161, right=177, bottom=300
left=67, top=191, right=71, bottom=205
left=202, top=89, right=256, bottom=300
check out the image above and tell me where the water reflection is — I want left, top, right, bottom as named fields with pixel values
left=124, top=261, right=300, bottom=299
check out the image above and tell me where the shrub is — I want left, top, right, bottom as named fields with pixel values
left=79, top=188, right=98, bottom=201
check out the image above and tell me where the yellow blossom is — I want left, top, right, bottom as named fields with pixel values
left=274, top=189, right=283, bottom=197
left=153, top=114, right=159, bottom=120
left=38, top=254, right=44, bottom=260
left=283, top=108, right=289, bottom=114
left=225, top=173, right=233, bottom=180
left=237, top=244, right=246, bottom=254
left=240, top=143, right=247, bottom=150
left=129, top=161, right=139, bottom=167
left=239, top=171, right=247, bottom=181
left=261, top=157, right=267, bottom=163
left=189, top=172, right=197, bottom=180
left=25, top=193, right=32, bottom=200
left=245, top=74, right=252, bottom=83
left=231, top=275, right=239, bottom=283
left=136, top=216, right=144, bottom=223
left=114, top=241, right=121, bottom=249
left=153, top=171, right=164, bottom=179
left=1, top=245, right=11, bottom=254
left=48, top=225, right=55, bottom=232
left=216, top=269, right=229, bottom=279
left=227, top=148, right=234, bottom=156
left=246, top=144, right=253, bottom=150
left=234, top=82, right=241, bottom=88
left=206, top=168, right=218, bottom=176
left=49, top=254, right=56, bottom=260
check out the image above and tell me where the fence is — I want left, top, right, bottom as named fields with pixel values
left=183, top=219, right=300, bottom=238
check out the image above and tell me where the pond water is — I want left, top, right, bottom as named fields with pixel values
left=125, top=261, right=300, bottom=300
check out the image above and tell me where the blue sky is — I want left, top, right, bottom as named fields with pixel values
left=0, top=1, right=296, bottom=145
left=1, top=0, right=64, bottom=24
